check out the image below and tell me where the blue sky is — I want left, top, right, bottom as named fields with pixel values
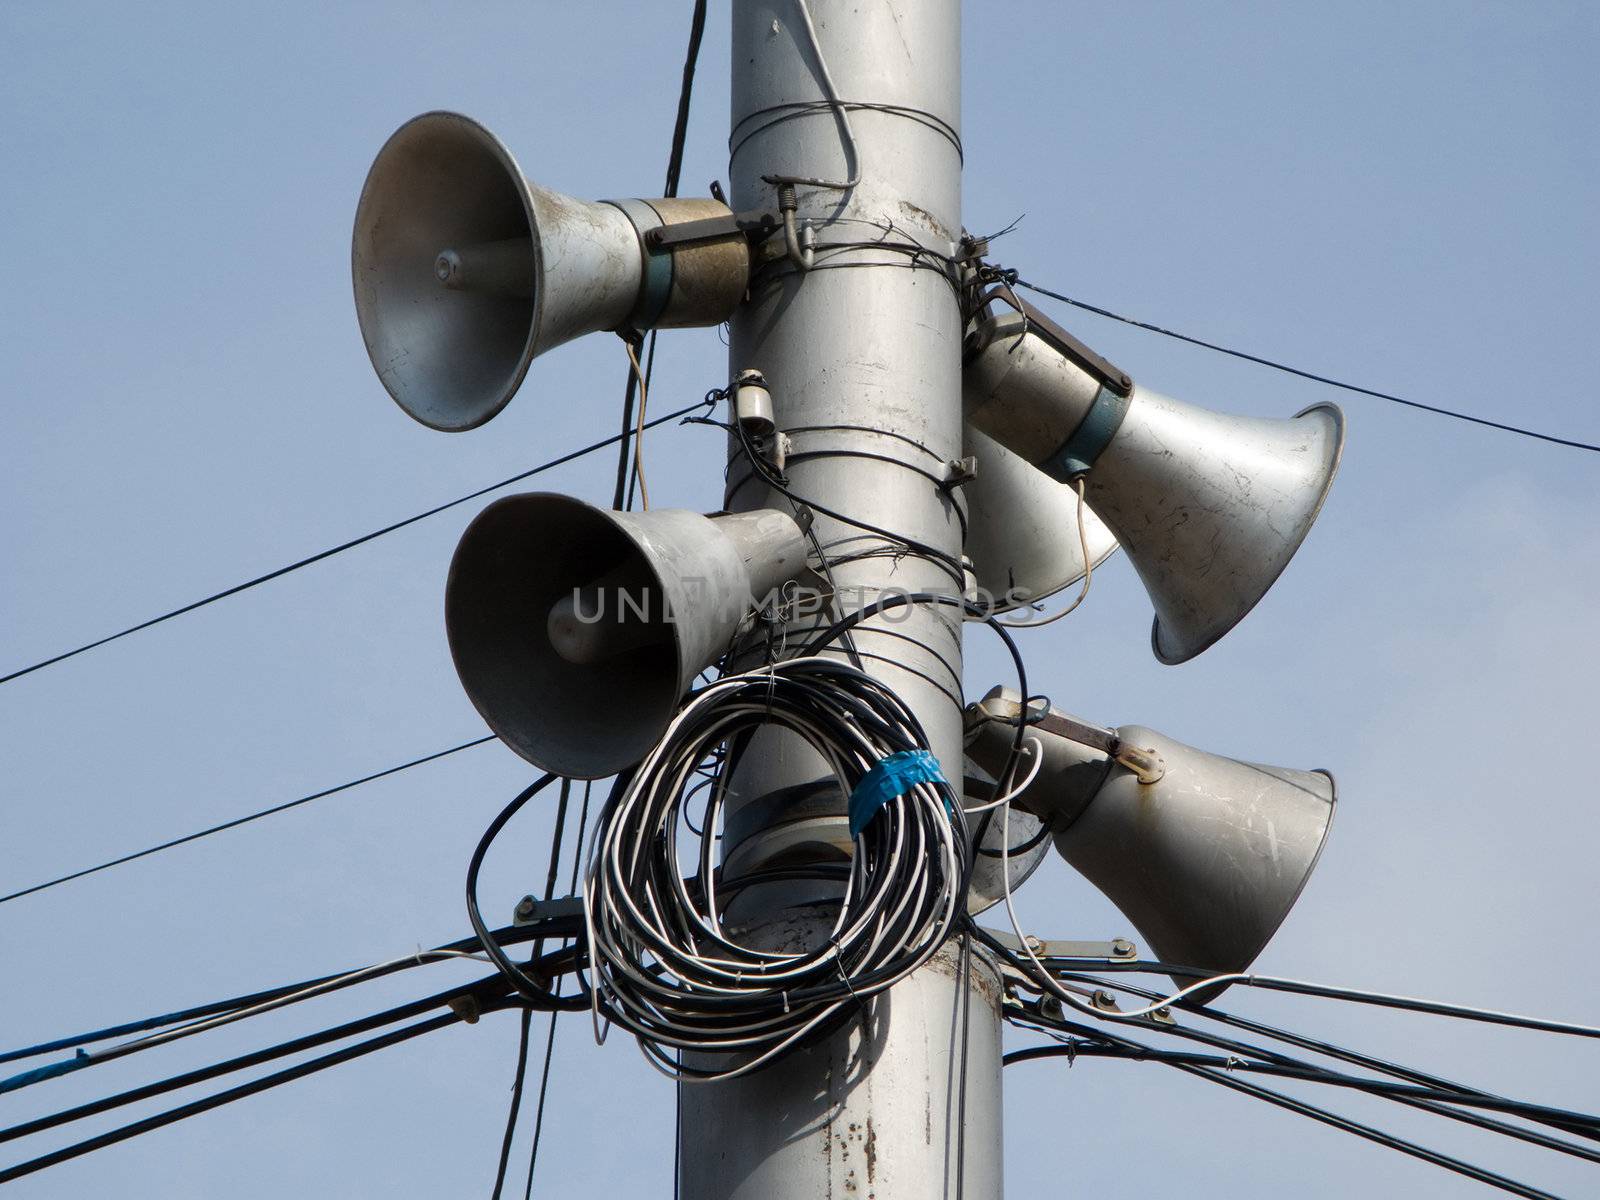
left=2, top=2, right=1597, bottom=1196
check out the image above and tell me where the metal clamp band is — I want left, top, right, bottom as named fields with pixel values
left=1040, top=384, right=1130, bottom=482
left=605, top=198, right=676, bottom=332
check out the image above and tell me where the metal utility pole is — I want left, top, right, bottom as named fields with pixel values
left=680, top=3, right=1002, bottom=1196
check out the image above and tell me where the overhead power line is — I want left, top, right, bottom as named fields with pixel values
left=0, top=735, right=496, bottom=907
left=1011, top=277, right=1600, bottom=455
left=0, top=398, right=712, bottom=689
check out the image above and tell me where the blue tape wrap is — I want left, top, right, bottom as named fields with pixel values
left=0, top=1048, right=89, bottom=1095
left=848, top=749, right=947, bottom=838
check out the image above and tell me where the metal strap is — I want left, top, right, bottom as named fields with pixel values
left=604, top=198, right=675, bottom=332
left=1040, top=384, right=1130, bottom=482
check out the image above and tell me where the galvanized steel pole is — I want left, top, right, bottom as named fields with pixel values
left=679, top=3, right=1003, bottom=1196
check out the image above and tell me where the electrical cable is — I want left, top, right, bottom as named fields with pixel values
left=728, top=406, right=968, bottom=592
left=1, top=735, right=497, bottom=907
left=759, top=0, right=860, bottom=193
left=491, top=1007, right=535, bottom=1200
left=620, top=0, right=705, bottom=518
left=0, top=1003, right=506, bottom=1187
left=1009, top=276, right=1600, bottom=455
left=490, top=777, right=573, bottom=1198
left=1035, top=956, right=1600, bottom=1040
left=466, top=775, right=590, bottom=1014
left=987, top=921, right=1600, bottom=1162
left=992, top=478, right=1094, bottom=627
left=582, top=657, right=966, bottom=1082
left=1004, top=1015, right=1564, bottom=1200
left=1, top=398, right=713, bottom=688
left=523, top=779, right=594, bottom=1200
left=1007, top=998, right=1600, bottom=1163
left=797, top=586, right=1041, bottom=890
left=0, top=947, right=494, bottom=1093
left=1005, top=1036, right=1572, bottom=1199
left=961, top=737, right=1042, bottom=814
left=1041, top=965, right=1600, bottom=1147
left=0, top=971, right=535, bottom=1146
left=613, top=334, right=644, bottom=511
left=624, top=338, right=652, bottom=510
left=731, top=99, right=961, bottom=167
left=0, top=920, right=582, bottom=1096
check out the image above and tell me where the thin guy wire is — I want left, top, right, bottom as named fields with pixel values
left=1, top=399, right=710, bottom=687
left=1, top=736, right=496, bottom=906
left=1012, top=277, right=1600, bottom=454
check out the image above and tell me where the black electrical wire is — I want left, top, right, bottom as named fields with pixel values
left=491, top=1008, right=536, bottom=1200
left=585, top=659, right=967, bottom=1080
left=0, top=973, right=526, bottom=1145
left=1008, top=1003, right=1600, bottom=1147
left=489, top=778, right=573, bottom=1197
left=619, top=0, right=707, bottom=517
left=0, top=1004, right=501, bottom=1187
left=663, top=0, right=706, bottom=200
left=1047, top=956, right=1600, bottom=1040
left=985, top=920, right=1600, bottom=1166
left=0, top=398, right=712, bottom=689
left=0, top=920, right=584, bottom=1098
left=1, top=735, right=498, bottom=907
left=523, top=779, right=593, bottom=1200
left=728, top=404, right=968, bottom=589
left=1005, top=1017, right=1563, bottom=1200
left=1010, top=276, right=1600, bottom=455
left=466, top=775, right=589, bottom=1013
left=1045, top=965, right=1600, bottom=1148
left=798, top=585, right=1044, bottom=888
left=729, top=99, right=963, bottom=165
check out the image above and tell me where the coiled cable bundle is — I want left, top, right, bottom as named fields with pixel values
left=583, top=656, right=967, bottom=1080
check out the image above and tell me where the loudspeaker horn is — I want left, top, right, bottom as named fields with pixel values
left=963, top=425, right=1119, bottom=615
left=446, top=493, right=812, bottom=779
left=963, top=302, right=1343, bottom=662
left=965, top=687, right=1335, bottom=995
left=353, top=111, right=751, bottom=432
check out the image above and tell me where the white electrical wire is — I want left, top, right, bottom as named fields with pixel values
left=962, top=735, right=1043, bottom=814
left=996, top=477, right=1095, bottom=628
left=623, top=339, right=651, bottom=510
left=997, top=792, right=1199, bottom=1023
left=770, top=0, right=861, bottom=193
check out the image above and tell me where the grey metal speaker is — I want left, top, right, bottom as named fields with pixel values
left=963, top=425, right=1119, bottom=615
left=445, top=494, right=811, bottom=779
left=965, top=687, right=1335, bottom=994
left=353, top=111, right=749, bottom=432
left=964, top=305, right=1344, bottom=662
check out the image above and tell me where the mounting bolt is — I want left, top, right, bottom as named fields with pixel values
left=1024, top=935, right=1044, bottom=953
left=514, top=895, right=537, bottom=921
left=1111, top=938, right=1135, bottom=958
left=940, top=455, right=978, bottom=491
left=1093, top=989, right=1117, bottom=1009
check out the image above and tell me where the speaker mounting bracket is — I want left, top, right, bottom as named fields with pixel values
left=646, top=209, right=779, bottom=251
left=511, top=894, right=585, bottom=926
left=982, top=928, right=1138, bottom=963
